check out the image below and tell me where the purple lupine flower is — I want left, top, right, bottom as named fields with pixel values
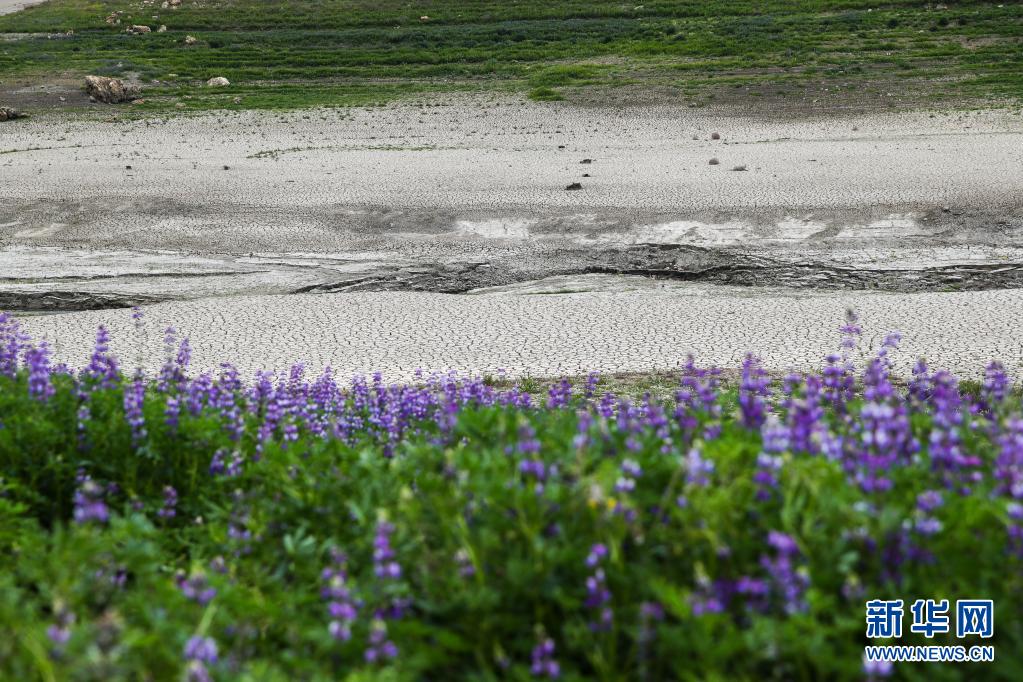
left=638, top=601, right=665, bottom=649
left=364, top=619, right=398, bottom=662
left=584, top=372, right=600, bottom=399
left=157, top=486, right=178, bottom=519
left=546, top=377, right=572, bottom=409
left=863, top=655, right=894, bottom=678
left=0, top=312, right=27, bottom=379
left=24, top=341, right=55, bottom=401
left=739, top=353, right=771, bottom=429
left=926, top=371, right=982, bottom=493
left=519, top=429, right=552, bottom=492
left=586, top=543, right=608, bottom=568
left=573, top=410, right=593, bottom=450
left=615, top=459, right=641, bottom=493
left=177, top=570, right=217, bottom=605
left=517, top=422, right=541, bottom=454
left=72, top=472, right=109, bottom=524
left=685, top=445, right=714, bottom=487
left=165, top=394, right=181, bottom=431
left=455, top=549, right=476, bottom=578
left=735, top=575, right=770, bottom=613
left=675, top=356, right=722, bottom=445
left=583, top=543, right=613, bottom=631
left=184, top=635, right=218, bottom=682
left=184, top=636, right=218, bottom=662
left=373, top=521, right=401, bottom=580
left=851, top=399, right=919, bottom=493
left=822, top=352, right=855, bottom=412
left=760, top=531, right=809, bottom=615
left=787, top=375, right=825, bottom=454
left=840, top=308, right=862, bottom=353
left=530, top=637, right=560, bottom=678
left=996, top=417, right=1023, bottom=501
left=907, top=358, right=932, bottom=408
left=46, top=605, right=75, bottom=653
left=690, top=575, right=730, bottom=616
left=209, top=448, right=243, bottom=478
left=981, top=361, right=1010, bottom=413
left=754, top=417, right=788, bottom=500
left=917, top=490, right=944, bottom=513
left=123, top=377, right=147, bottom=445
left=84, top=325, right=119, bottom=389
left=322, top=549, right=359, bottom=641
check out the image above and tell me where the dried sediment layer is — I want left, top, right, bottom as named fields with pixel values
left=16, top=285, right=1023, bottom=380
left=1, top=98, right=1021, bottom=309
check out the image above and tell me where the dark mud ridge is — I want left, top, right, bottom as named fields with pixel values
left=7, top=244, right=1023, bottom=313
left=297, top=245, right=1023, bottom=296
left=0, top=291, right=165, bottom=313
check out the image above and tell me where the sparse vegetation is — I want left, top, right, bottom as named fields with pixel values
left=0, top=1, right=1020, bottom=112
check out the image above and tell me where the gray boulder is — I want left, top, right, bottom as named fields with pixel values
left=84, top=76, right=141, bottom=103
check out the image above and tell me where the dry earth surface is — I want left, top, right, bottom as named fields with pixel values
left=3, top=94, right=1023, bottom=378
left=16, top=280, right=1023, bottom=380
left=0, top=0, right=42, bottom=17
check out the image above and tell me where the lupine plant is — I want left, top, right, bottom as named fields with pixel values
left=0, top=309, right=1021, bottom=681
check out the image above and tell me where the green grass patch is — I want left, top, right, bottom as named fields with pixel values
left=528, top=86, right=564, bottom=101
left=0, top=1, right=1020, bottom=111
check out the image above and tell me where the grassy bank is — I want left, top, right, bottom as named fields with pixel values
left=0, top=1, right=1021, bottom=111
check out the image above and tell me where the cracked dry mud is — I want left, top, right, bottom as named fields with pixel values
left=4, top=97, right=1023, bottom=377
left=16, top=283, right=1023, bottom=380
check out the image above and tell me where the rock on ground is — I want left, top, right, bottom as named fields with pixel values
left=84, top=76, right=141, bottom=104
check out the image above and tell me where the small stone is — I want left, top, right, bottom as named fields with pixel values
left=184, top=35, right=198, bottom=45
left=223, top=165, right=231, bottom=170
left=580, top=158, right=592, bottom=164
left=565, top=182, right=582, bottom=191
left=708, top=158, right=720, bottom=165
left=710, top=132, right=721, bottom=140
left=207, top=76, right=230, bottom=87
left=732, top=164, right=747, bottom=171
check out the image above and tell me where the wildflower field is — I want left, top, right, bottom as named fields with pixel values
left=0, top=309, right=1020, bottom=681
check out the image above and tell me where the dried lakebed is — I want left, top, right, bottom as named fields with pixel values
left=1, top=100, right=1021, bottom=311
left=16, top=282, right=1023, bottom=380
